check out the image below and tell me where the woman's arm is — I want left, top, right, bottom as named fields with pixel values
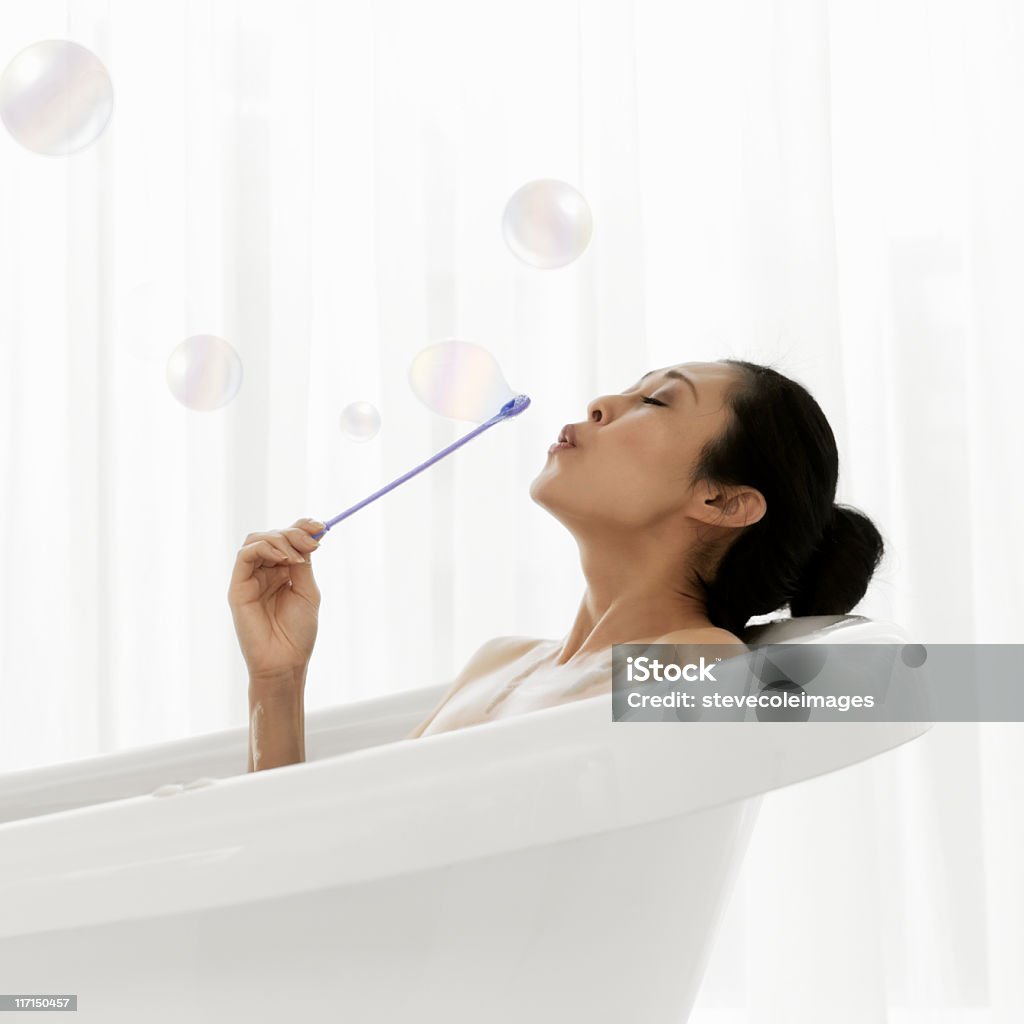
left=226, top=517, right=323, bottom=773
left=247, top=668, right=307, bottom=772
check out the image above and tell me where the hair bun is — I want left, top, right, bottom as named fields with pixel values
left=788, top=503, right=885, bottom=618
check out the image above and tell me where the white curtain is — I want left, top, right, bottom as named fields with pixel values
left=1, top=0, right=1021, bottom=1019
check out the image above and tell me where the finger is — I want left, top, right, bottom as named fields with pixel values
left=293, top=517, right=328, bottom=543
left=262, top=530, right=308, bottom=563
left=242, top=530, right=297, bottom=554
left=230, top=539, right=292, bottom=589
left=256, top=533, right=315, bottom=572
left=282, top=526, right=321, bottom=553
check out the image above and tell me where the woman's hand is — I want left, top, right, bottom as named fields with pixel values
left=227, top=518, right=325, bottom=687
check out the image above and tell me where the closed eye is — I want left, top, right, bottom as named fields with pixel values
left=641, top=395, right=667, bottom=406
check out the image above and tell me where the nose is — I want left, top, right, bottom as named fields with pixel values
left=585, top=392, right=624, bottom=424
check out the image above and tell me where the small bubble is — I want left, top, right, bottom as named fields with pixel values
left=165, top=334, right=243, bottom=411
left=339, top=401, right=381, bottom=441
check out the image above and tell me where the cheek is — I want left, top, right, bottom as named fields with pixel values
left=609, top=427, right=673, bottom=472
left=595, top=435, right=670, bottom=498
left=609, top=431, right=693, bottom=499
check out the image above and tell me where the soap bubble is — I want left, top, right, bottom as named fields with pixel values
left=165, top=334, right=243, bottom=411
left=501, top=179, right=593, bottom=268
left=0, top=40, right=114, bottom=156
left=339, top=401, right=381, bottom=441
left=409, top=340, right=516, bottom=422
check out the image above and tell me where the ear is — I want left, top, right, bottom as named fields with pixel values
left=690, top=481, right=766, bottom=530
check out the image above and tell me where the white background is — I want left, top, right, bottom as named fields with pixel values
left=0, top=0, right=1022, bottom=1020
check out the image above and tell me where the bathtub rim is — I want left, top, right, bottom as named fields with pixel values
left=0, top=685, right=931, bottom=941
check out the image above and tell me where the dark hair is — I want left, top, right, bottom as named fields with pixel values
left=689, top=359, right=885, bottom=638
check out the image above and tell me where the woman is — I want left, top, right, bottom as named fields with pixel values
left=229, top=358, right=884, bottom=771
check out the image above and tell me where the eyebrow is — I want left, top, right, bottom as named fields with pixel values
left=635, top=368, right=698, bottom=403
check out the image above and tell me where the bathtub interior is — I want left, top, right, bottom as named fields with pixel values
left=0, top=612, right=907, bottom=827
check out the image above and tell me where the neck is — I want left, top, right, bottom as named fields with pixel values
left=551, top=528, right=713, bottom=665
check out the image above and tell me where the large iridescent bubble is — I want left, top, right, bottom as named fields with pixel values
left=0, top=40, right=113, bottom=156
left=165, top=335, right=243, bottom=411
left=501, top=179, right=593, bottom=268
left=408, top=340, right=516, bottom=423
left=339, top=401, right=381, bottom=441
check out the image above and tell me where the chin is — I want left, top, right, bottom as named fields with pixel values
left=527, top=475, right=546, bottom=507
left=528, top=472, right=561, bottom=513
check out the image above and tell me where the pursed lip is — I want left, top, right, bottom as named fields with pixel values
left=557, top=423, right=579, bottom=447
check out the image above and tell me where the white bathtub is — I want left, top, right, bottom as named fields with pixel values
left=0, top=614, right=929, bottom=1023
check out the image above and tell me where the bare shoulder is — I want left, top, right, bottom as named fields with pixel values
left=465, top=635, right=548, bottom=670
left=403, top=635, right=546, bottom=740
left=479, top=634, right=548, bottom=654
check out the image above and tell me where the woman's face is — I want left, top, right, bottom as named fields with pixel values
left=529, top=361, right=742, bottom=531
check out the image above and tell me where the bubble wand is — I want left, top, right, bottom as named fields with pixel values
left=311, top=394, right=531, bottom=541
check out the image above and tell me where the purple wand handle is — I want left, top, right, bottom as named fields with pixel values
left=311, top=394, right=531, bottom=541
